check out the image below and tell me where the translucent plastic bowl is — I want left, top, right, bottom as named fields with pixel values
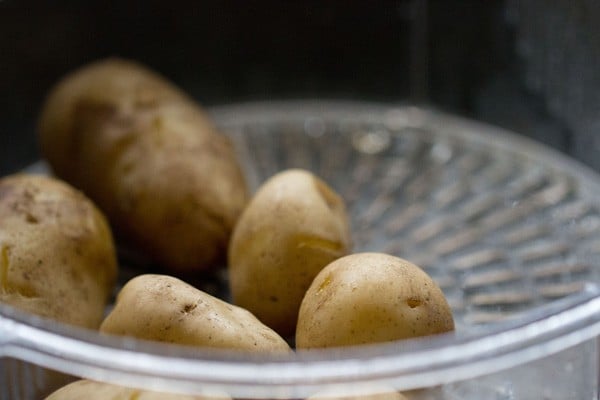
left=2, top=101, right=600, bottom=399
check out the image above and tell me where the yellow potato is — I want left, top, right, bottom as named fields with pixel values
left=228, top=169, right=351, bottom=336
left=38, top=58, right=249, bottom=272
left=307, top=385, right=410, bottom=400
left=0, top=174, right=117, bottom=328
left=296, top=253, right=454, bottom=349
left=309, top=393, right=409, bottom=400
left=100, top=274, right=291, bottom=353
left=45, top=379, right=229, bottom=400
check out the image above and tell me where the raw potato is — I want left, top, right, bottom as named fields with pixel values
left=0, top=174, right=117, bottom=328
left=38, top=58, right=249, bottom=272
left=100, top=274, right=291, bottom=353
left=45, top=380, right=230, bottom=400
left=307, top=385, right=409, bottom=400
left=228, top=169, right=351, bottom=336
left=308, top=393, right=409, bottom=400
left=306, top=383, right=409, bottom=400
left=296, top=253, right=454, bottom=349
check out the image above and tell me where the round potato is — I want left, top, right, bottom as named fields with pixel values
left=309, top=393, right=408, bottom=400
left=46, top=380, right=230, bottom=400
left=0, top=174, right=117, bottom=328
left=296, top=253, right=454, bottom=349
left=312, top=394, right=409, bottom=400
left=307, top=386, right=409, bottom=400
left=228, top=169, right=351, bottom=336
left=38, top=58, right=249, bottom=272
left=309, top=392, right=409, bottom=400
left=100, top=274, right=291, bottom=353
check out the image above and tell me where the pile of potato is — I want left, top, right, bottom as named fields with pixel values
left=0, top=59, right=455, bottom=399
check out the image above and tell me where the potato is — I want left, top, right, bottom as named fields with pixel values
left=100, top=274, right=291, bottom=353
left=307, top=385, right=409, bottom=400
left=296, top=253, right=454, bottom=349
left=46, top=379, right=229, bottom=400
left=309, top=393, right=408, bottom=400
left=38, top=58, right=249, bottom=272
left=228, top=169, right=351, bottom=336
left=0, top=174, right=117, bottom=328
left=315, top=393, right=409, bottom=400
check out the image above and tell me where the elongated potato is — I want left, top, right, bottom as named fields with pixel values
left=38, top=58, right=248, bottom=272
left=0, top=174, right=117, bottom=328
left=296, top=253, right=454, bottom=349
left=100, top=274, right=291, bottom=353
left=46, top=380, right=230, bottom=400
left=228, top=169, right=351, bottom=336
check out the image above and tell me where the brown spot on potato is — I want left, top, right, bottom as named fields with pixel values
left=181, top=303, right=197, bottom=313
left=0, top=245, right=10, bottom=292
left=25, top=213, right=39, bottom=224
left=406, top=298, right=423, bottom=308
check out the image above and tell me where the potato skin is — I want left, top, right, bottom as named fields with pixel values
left=38, top=58, right=249, bottom=272
left=0, top=174, right=117, bottom=329
left=308, top=388, right=409, bottom=400
left=228, top=169, right=351, bottom=336
left=296, top=253, right=454, bottom=349
left=45, top=380, right=229, bottom=400
left=100, top=274, right=291, bottom=353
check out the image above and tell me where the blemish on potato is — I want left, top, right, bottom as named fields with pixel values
left=182, top=303, right=197, bottom=313
left=406, top=298, right=423, bottom=308
left=0, top=245, right=10, bottom=292
left=296, top=235, right=345, bottom=255
left=127, top=389, right=142, bottom=400
left=317, top=275, right=332, bottom=294
left=25, top=213, right=39, bottom=224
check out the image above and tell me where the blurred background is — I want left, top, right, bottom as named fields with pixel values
left=1, top=0, right=598, bottom=174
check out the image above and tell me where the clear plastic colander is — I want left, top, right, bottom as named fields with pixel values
left=1, top=101, right=599, bottom=399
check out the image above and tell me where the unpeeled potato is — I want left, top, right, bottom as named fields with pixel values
left=38, top=58, right=248, bottom=272
left=100, top=274, right=291, bottom=353
left=228, top=169, right=351, bottom=336
left=296, top=253, right=454, bottom=349
left=309, top=393, right=409, bottom=400
left=0, top=174, right=117, bottom=329
left=307, top=385, right=410, bottom=400
left=45, top=380, right=230, bottom=400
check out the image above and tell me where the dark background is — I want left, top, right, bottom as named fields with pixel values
left=0, top=1, right=581, bottom=174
